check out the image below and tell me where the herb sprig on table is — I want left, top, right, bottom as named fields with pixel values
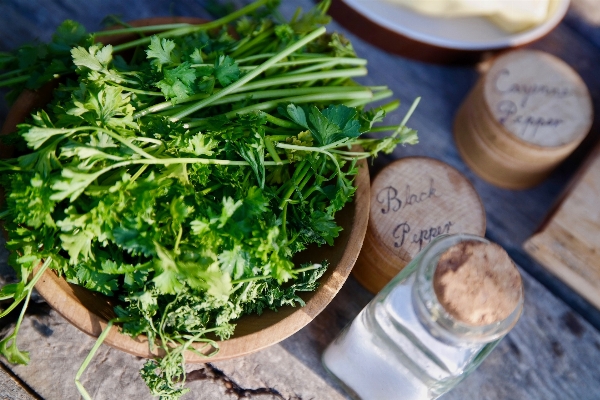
left=0, top=0, right=419, bottom=398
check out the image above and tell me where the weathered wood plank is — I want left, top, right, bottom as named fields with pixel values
left=0, top=364, right=37, bottom=400
left=1, top=0, right=600, bottom=399
left=2, top=242, right=600, bottom=400
left=524, top=141, right=600, bottom=310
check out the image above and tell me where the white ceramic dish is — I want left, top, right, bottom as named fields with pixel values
left=343, top=0, right=570, bottom=51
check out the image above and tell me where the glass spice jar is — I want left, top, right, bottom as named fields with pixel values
left=322, top=234, right=524, bottom=400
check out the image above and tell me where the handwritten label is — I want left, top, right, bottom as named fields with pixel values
left=368, top=159, right=486, bottom=266
left=488, top=65, right=585, bottom=147
left=392, top=221, right=455, bottom=251
left=496, top=99, right=564, bottom=140
left=375, top=178, right=440, bottom=214
left=374, top=177, right=458, bottom=253
left=494, top=68, right=574, bottom=108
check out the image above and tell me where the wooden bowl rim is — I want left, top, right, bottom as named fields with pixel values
left=0, top=17, right=371, bottom=362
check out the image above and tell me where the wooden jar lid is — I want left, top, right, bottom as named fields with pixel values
left=352, top=157, right=486, bottom=294
left=454, top=50, right=593, bottom=189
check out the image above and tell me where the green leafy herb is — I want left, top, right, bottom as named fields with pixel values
left=0, top=0, right=419, bottom=399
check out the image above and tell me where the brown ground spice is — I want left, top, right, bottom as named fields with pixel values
left=433, top=240, right=522, bottom=326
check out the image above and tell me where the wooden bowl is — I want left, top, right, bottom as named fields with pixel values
left=0, top=18, right=370, bottom=362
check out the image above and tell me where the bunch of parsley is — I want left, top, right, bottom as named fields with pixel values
left=0, top=0, right=418, bottom=398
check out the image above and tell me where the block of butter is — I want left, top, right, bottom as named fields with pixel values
left=385, top=0, right=551, bottom=32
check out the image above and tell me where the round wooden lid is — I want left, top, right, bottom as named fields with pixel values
left=353, top=157, right=486, bottom=294
left=482, top=50, right=593, bottom=148
left=369, top=157, right=486, bottom=265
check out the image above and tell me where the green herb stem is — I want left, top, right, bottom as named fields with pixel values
left=292, top=264, right=322, bottom=274
left=231, top=275, right=270, bottom=284
left=0, top=258, right=52, bottom=319
left=131, top=136, right=164, bottom=146
left=214, top=57, right=366, bottom=77
left=263, top=112, right=300, bottom=129
left=232, top=67, right=367, bottom=94
left=279, top=160, right=312, bottom=208
left=264, top=137, right=282, bottom=164
left=213, top=90, right=372, bottom=121
left=98, top=128, right=157, bottom=160
left=283, top=60, right=336, bottom=75
left=1, top=284, right=32, bottom=363
left=0, top=68, right=31, bottom=80
left=369, top=85, right=389, bottom=91
left=170, top=27, right=328, bottom=120
left=319, top=138, right=352, bottom=151
left=343, top=89, right=393, bottom=108
left=296, top=167, right=314, bottom=193
left=107, top=83, right=163, bottom=96
left=276, top=159, right=308, bottom=196
left=212, top=86, right=372, bottom=108
left=0, top=160, right=20, bottom=172
left=93, top=23, right=193, bottom=37
left=329, top=149, right=370, bottom=159
left=378, top=99, right=400, bottom=114
left=0, top=74, right=29, bottom=88
left=75, top=318, right=131, bottom=400
left=236, top=53, right=276, bottom=63
left=136, top=80, right=368, bottom=120
left=396, top=96, right=421, bottom=133
left=236, top=56, right=366, bottom=70
left=133, top=93, right=210, bottom=119
left=229, top=28, right=275, bottom=59
left=112, top=0, right=275, bottom=53
left=364, top=125, right=401, bottom=133
left=266, top=133, right=295, bottom=141
left=199, top=183, right=222, bottom=195
left=129, top=164, right=149, bottom=183
left=68, top=156, right=291, bottom=190
left=229, top=90, right=363, bottom=115
left=276, top=142, right=342, bottom=181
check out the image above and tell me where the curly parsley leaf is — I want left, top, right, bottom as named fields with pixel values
left=280, top=104, right=361, bottom=146
left=214, top=55, right=240, bottom=86
left=146, top=36, right=178, bottom=71
left=0, top=2, right=419, bottom=399
left=71, top=44, right=113, bottom=72
left=156, top=63, right=197, bottom=103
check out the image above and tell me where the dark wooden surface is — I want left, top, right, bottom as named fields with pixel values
left=1, top=1, right=600, bottom=399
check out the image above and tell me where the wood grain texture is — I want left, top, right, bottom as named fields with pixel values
left=0, top=0, right=600, bottom=399
left=524, top=142, right=600, bottom=309
left=454, top=50, right=593, bottom=189
left=353, top=157, right=485, bottom=294
left=482, top=50, right=592, bottom=148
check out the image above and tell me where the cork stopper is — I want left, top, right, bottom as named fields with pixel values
left=433, top=240, right=522, bottom=326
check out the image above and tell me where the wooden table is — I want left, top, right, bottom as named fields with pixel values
left=1, top=1, right=600, bottom=399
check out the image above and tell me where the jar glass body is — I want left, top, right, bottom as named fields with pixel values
left=322, top=234, right=524, bottom=400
